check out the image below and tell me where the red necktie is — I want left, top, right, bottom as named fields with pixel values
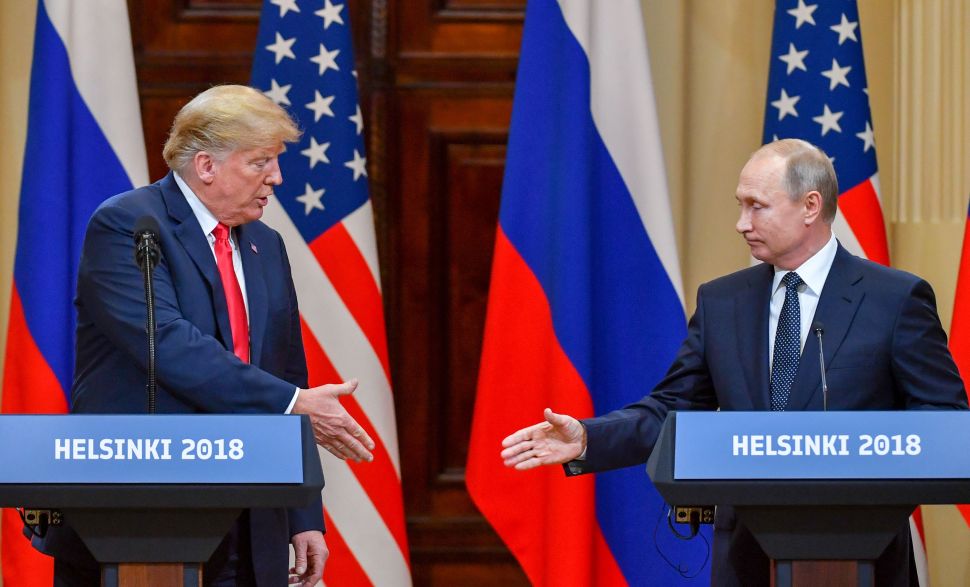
left=212, top=223, right=249, bottom=363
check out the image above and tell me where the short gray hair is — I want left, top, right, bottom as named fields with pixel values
left=753, top=138, right=839, bottom=223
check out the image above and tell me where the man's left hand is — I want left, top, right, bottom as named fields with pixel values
left=289, top=530, right=327, bottom=586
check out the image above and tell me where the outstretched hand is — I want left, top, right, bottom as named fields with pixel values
left=500, top=408, right=586, bottom=470
left=292, top=379, right=376, bottom=462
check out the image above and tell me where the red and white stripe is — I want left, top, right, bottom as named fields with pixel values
left=264, top=199, right=411, bottom=586
left=832, top=174, right=890, bottom=266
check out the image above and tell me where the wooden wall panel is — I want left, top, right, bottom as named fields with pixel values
left=382, top=1, right=525, bottom=581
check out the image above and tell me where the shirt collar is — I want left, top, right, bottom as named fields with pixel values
left=772, top=232, right=838, bottom=296
left=173, top=172, right=220, bottom=238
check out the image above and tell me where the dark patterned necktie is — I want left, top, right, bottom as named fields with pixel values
left=770, top=271, right=803, bottom=411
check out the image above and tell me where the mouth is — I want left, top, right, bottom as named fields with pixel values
left=257, top=195, right=270, bottom=206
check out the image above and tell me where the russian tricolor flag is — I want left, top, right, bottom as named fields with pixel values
left=466, top=1, right=709, bottom=584
left=0, top=1, right=146, bottom=584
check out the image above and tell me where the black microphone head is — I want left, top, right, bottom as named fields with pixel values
left=133, top=215, right=161, bottom=243
left=134, top=216, right=162, bottom=269
left=812, top=321, right=825, bottom=335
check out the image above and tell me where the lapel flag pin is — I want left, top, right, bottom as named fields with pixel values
left=250, top=241, right=258, bottom=254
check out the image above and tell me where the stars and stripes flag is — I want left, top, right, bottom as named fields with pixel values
left=948, top=199, right=970, bottom=529
left=250, top=1, right=411, bottom=584
left=0, top=0, right=148, bottom=585
left=763, top=0, right=890, bottom=265
left=467, top=0, right=710, bottom=584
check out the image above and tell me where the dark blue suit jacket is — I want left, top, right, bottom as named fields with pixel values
left=36, top=173, right=323, bottom=586
left=572, top=245, right=968, bottom=586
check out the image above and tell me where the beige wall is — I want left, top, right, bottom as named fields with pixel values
left=0, top=0, right=35, bottom=401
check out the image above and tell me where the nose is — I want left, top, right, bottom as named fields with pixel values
left=736, top=207, right=750, bottom=234
left=266, top=159, right=283, bottom=186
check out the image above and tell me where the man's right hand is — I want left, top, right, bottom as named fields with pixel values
left=500, top=408, right=586, bottom=470
left=292, top=379, right=375, bottom=462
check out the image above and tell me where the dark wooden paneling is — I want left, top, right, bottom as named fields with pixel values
left=390, top=89, right=526, bottom=584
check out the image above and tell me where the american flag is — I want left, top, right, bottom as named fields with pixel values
left=250, top=1, right=411, bottom=584
left=763, top=0, right=889, bottom=265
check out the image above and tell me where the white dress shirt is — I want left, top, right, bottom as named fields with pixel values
left=768, top=233, right=838, bottom=371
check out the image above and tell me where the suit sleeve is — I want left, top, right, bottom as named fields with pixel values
left=891, top=278, right=968, bottom=410
left=569, top=284, right=719, bottom=474
left=76, top=201, right=297, bottom=413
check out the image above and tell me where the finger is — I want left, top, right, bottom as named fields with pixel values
left=336, top=434, right=374, bottom=462
left=331, top=378, right=359, bottom=396
left=503, top=446, right=549, bottom=468
left=501, top=421, right=551, bottom=448
left=513, top=454, right=545, bottom=471
left=348, top=424, right=375, bottom=451
left=500, top=440, right=535, bottom=461
left=292, top=541, right=307, bottom=577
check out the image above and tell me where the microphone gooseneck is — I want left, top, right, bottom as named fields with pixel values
left=133, top=216, right=162, bottom=414
left=814, top=321, right=828, bottom=411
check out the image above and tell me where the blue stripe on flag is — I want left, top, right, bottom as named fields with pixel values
left=499, top=0, right=708, bottom=582
left=13, top=0, right=136, bottom=396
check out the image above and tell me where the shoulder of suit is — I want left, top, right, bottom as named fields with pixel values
left=837, top=248, right=925, bottom=292
left=699, top=263, right=771, bottom=297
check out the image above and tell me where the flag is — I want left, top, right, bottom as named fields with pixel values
left=763, top=0, right=890, bottom=265
left=0, top=0, right=147, bottom=584
left=466, top=0, right=710, bottom=584
left=948, top=199, right=970, bottom=528
left=250, top=1, right=411, bottom=584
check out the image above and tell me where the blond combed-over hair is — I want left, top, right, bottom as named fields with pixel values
left=162, top=85, right=301, bottom=173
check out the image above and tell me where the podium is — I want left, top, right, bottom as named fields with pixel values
left=646, top=411, right=970, bottom=587
left=0, top=414, right=324, bottom=586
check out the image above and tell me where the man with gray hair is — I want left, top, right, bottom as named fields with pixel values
left=34, top=85, right=371, bottom=586
left=500, top=139, right=968, bottom=586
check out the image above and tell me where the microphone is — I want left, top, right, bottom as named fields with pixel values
left=813, top=321, right=828, bottom=411
left=134, top=215, right=161, bottom=270
left=133, top=216, right=161, bottom=413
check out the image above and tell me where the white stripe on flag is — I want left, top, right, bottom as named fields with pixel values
left=832, top=209, right=866, bottom=259
left=263, top=198, right=402, bottom=475
left=557, top=0, right=685, bottom=307
left=320, top=447, right=412, bottom=586
left=910, top=516, right=929, bottom=587
left=342, top=200, right=383, bottom=294
left=43, top=0, right=148, bottom=187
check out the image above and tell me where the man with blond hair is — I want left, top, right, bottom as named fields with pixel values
left=34, top=85, right=371, bottom=586
left=500, top=139, right=968, bottom=586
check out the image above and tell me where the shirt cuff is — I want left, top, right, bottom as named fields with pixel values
left=284, top=387, right=300, bottom=414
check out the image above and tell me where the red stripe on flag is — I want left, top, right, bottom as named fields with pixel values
left=467, top=228, right=626, bottom=585
left=838, top=179, right=890, bottom=266
left=299, top=319, right=411, bottom=560
left=308, top=223, right=391, bottom=382
left=2, top=287, right=68, bottom=586
left=321, top=508, right=372, bottom=586
left=949, top=215, right=970, bottom=528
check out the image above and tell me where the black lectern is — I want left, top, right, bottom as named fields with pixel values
left=0, top=415, right=323, bottom=586
left=647, top=411, right=970, bottom=587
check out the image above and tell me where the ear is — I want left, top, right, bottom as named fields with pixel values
left=194, top=151, right=218, bottom=185
left=803, top=190, right=823, bottom=225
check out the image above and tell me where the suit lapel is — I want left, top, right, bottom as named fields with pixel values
left=161, top=173, right=234, bottom=353
left=737, top=263, right=774, bottom=410
left=237, top=224, right=267, bottom=366
left=786, top=245, right=864, bottom=410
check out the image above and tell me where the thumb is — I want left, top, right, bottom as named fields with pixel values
left=333, top=378, right=359, bottom=396
left=293, top=542, right=307, bottom=574
left=543, top=407, right=570, bottom=428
